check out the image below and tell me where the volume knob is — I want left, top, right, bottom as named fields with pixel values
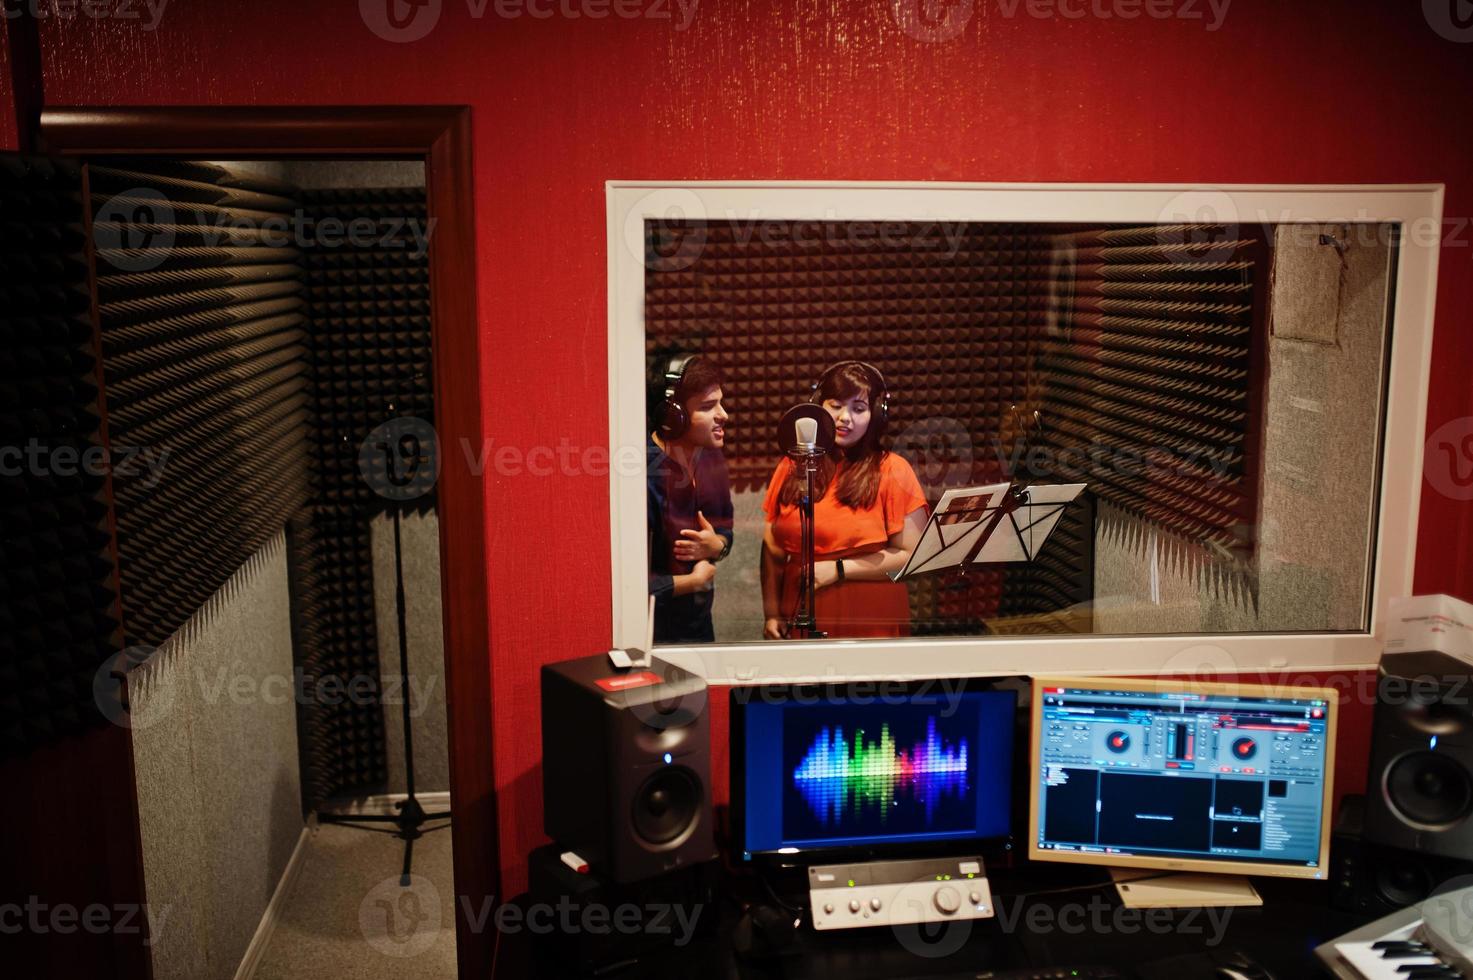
left=933, top=885, right=961, bottom=915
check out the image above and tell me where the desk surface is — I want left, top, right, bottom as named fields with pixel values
left=493, top=861, right=1376, bottom=979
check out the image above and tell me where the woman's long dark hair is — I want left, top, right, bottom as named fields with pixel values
left=778, top=362, right=887, bottom=510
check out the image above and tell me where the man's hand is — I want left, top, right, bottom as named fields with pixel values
left=674, top=510, right=725, bottom=562
left=763, top=617, right=788, bottom=640
left=690, top=560, right=716, bottom=591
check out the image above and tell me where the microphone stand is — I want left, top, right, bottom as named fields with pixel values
left=788, top=442, right=827, bottom=640
left=319, top=405, right=449, bottom=886
left=777, top=404, right=834, bottom=641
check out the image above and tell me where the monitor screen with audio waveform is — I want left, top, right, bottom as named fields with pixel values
left=732, top=683, right=1015, bottom=858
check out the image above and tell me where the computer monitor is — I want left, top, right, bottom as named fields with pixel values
left=1029, top=676, right=1337, bottom=881
left=731, top=680, right=1017, bottom=864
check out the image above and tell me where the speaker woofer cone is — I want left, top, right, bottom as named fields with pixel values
left=632, top=766, right=701, bottom=845
left=1375, top=862, right=1433, bottom=908
left=1386, top=751, right=1473, bottom=829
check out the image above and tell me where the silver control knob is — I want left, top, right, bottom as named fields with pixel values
left=970, top=891, right=982, bottom=905
left=848, top=899, right=861, bottom=913
left=870, top=897, right=882, bottom=911
left=823, top=903, right=834, bottom=914
left=933, top=886, right=961, bottom=915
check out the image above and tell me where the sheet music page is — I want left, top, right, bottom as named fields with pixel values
left=892, top=482, right=1010, bottom=580
left=971, top=483, right=1087, bottom=564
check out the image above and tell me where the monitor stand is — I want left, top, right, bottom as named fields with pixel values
left=1110, top=868, right=1263, bottom=909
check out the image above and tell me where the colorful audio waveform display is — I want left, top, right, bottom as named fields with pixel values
left=792, top=717, right=970, bottom=826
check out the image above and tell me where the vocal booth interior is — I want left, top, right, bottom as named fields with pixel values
left=1, top=152, right=460, bottom=979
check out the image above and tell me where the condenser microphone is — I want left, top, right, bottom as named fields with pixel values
left=777, top=404, right=835, bottom=459
left=795, top=416, right=818, bottom=453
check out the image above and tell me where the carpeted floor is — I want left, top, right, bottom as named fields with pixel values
left=252, top=820, right=457, bottom=979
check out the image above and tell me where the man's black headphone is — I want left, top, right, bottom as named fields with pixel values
left=652, top=351, right=702, bottom=441
left=810, top=360, right=891, bottom=439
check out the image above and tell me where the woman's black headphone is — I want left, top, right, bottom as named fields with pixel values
left=810, top=360, right=891, bottom=439
left=652, top=351, right=702, bottom=441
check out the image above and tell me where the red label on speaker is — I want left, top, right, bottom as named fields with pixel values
left=595, top=671, right=662, bottom=692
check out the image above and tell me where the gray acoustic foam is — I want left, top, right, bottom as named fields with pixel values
left=369, top=510, right=448, bottom=794
left=708, top=488, right=767, bottom=641
left=129, top=532, right=302, bottom=980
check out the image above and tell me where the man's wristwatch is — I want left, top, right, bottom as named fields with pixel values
left=836, top=558, right=845, bottom=582
left=713, top=535, right=732, bottom=563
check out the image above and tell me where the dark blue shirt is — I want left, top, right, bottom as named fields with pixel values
left=647, top=433, right=734, bottom=643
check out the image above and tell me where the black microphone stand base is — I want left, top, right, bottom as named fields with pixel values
left=316, top=503, right=449, bottom=887
left=319, top=795, right=452, bottom=886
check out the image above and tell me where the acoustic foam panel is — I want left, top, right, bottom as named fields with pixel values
left=90, top=162, right=313, bottom=649
left=1034, top=225, right=1266, bottom=558
left=0, top=154, right=123, bottom=753
left=291, top=186, right=434, bottom=807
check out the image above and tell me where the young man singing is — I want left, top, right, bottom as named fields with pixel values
left=647, top=353, right=734, bottom=644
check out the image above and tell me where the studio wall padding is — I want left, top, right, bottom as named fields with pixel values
left=292, top=186, right=433, bottom=808
left=299, top=188, right=434, bottom=513
left=287, top=513, right=387, bottom=805
left=89, top=163, right=313, bottom=649
left=1035, top=226, right=1266, bottom=559
left=0, top=154, right=122, bottom=752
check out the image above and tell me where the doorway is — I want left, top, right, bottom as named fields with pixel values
left=35, top=107, right=497, bottom=980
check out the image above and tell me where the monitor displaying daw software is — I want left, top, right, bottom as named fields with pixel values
left=731, top=681, right=1016, bottom=863
left=1029, top=676, right=1337, bottom=879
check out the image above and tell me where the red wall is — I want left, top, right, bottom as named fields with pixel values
left=0, top=26, right=15, bottom=149
left=5, top=0, right=1471, bottom=897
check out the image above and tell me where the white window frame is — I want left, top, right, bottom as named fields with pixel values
left=606, top=181, right=1443, bottom=684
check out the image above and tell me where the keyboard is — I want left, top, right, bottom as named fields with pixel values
left=1317, top=883, right=1473, bottom=979
left=921, top=968, right=1128, bottom=979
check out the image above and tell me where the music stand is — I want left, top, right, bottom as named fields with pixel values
left=893, top=481, right=1087, bottom=583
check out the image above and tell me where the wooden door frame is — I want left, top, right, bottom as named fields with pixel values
left=40, top=105, right=499, bottom=980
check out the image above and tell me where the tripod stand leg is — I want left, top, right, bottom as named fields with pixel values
left=400, top=834, right=414, bottom=887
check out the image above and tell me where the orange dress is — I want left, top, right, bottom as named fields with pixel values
left=762, top=452, right=928, bottom=638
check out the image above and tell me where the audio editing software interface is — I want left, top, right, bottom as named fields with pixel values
left=1035, top=684, right=1330, bottom=868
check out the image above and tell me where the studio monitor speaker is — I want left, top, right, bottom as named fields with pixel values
left=1364, top=651, right=1473, bottom=858
left=541, top=654, right=717, bottom=883
left=1333, top=794, right=1473, bottom=914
